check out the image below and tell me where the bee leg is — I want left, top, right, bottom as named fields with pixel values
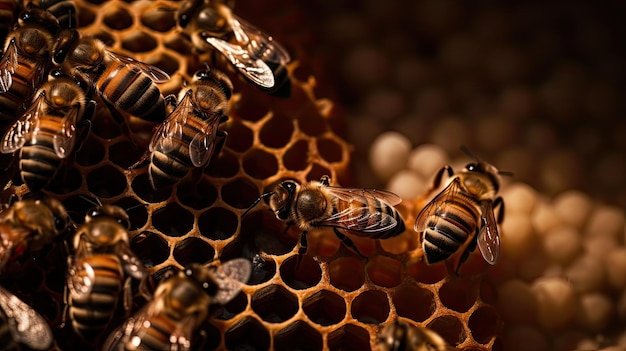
left=213, top=130, right=228, bottom=158
left=296, top=231, right=308, bottom=270
left=123, top=276, right=133, bottom=318
left=494, top=196, right=505, bottom=224
left=454, top=233, right=479, bottom=275
left=333, top=228, right=367, bottom=259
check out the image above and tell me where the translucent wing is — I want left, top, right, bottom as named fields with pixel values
left=414, top=178, right=462, bottom=233
left=116, top=242, right=146, bottom=280
left=53, top=106, right=79, bottom=158
left=68, top=260, right=97, bottom=297
left=0, top=39, right=18, bottom=93
left=0, top=94, right=45, bottom=154
left=204, top=37, right=275, bottom=88
left=107, top=51, right=170, bottom=83
left=0, top=286, right=53, bottom=350
left=188, top=115, right=220, bottom=167
left=150, top=91, right=193, bottom=154
left=232, top=14, right=291, bottom=65
left=477, top=200, right=500, bottom=265
left=211, top=258, right=251, bottom=305
left=324, top=186, right=402, bottom=206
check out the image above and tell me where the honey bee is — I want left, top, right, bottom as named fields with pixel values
left=414, top=147, right=505, bottom=274
left=0, top=196, right=69, bottom=270
left=176, top=0, right=291, bottom=93
left=102, top=259, right=251, bottom=351
left=52, top=28, right=170, bottom=122
left=66, top=204, right=147, bottom=343
left=143, top=66, right=232, bottom=188
left=0, top=8, right=59, bottom=131
left=245, top=175, right=406, bottom=264
left=0, top=285, right=54, bottom=350
left=25, top=0, right=77, bottom=29
left=0, top=69, right=95, bottom=192
left=376, top=320, right=452, bottom=351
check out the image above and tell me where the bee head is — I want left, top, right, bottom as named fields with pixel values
left=270, top=181, right=297, bottom=221
left=182, top=263, right=220, bottom=297
left=85, top=205, right=130, bottom=230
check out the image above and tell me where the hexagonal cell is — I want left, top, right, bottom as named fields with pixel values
left=329, top=257, right=365, bottom=292
left=439, top=278, right=479, bottom=313
left=190, top=320, right=221, bottom=351
left=302, top=290, right=346, bottom=326
left=172, top=236, right=216, bottom=266
left=112, top=196, right=149, bottom=230
left=392, top=285, right=436, bottom=322
left=235, top=91, right=271, bottom=122
left=198, top=207, right=238, bottom=240
left=317, top=137, right=344, bottom=164
left=89, top=106, right=123, bottom=139
left=76, top=5, right=96, bottom=27
left=224, top=122, right=253, bottom=152
left=366, top=255, right=403, bottom=288
left=306, top=163, right=332, bottom=182
left=92, top=31, right=116, bottom=47
left=221, top=238, right=277, bottom=286
left=251, top=284, right=299, bottom=323
left=427, top=315, right=467, bottom=347
left=238, top=210, right=295, bottom=256
left=273, top=320, right=323, bottom=351
left=351, top=290, right=390, bottom=324
left=140, top=5, right=176, bottom=32
left=176, top=178, right=218, bottom=210
left=144, top=53, right=180, bottom=77
left=327, top=324, right=371, bottom=351
left=204, top=148, right=240, bottom=178
left=295, top=103, right=327, bottom=137
left=259, top=112, right=294, bottom=148
left=283, top=139, right=309, bottom=171
left=152, top=202, right=194, bottom=237
left=469, top=305, right=500, bottom=344
left=130, top=231, right=170, bottom=268
left=86, top=165, right=127, bottom=198
left=406, top=259, right=447, bottom=284
left=280, top=254, right=322, bottom=290
left=102, top=6, right=133, bottom=30
left=224, top=316, right=270, bottom=351
left=130, top=172, right=173, bottom=203
left=221, top=177, right=260, bottom=209
left=75, top=135, right=106, bottom=166
left=211, top=289, right=248, bottom=321
left=242, top=148, right=279, bottom=180
left=47, top=166, right=83, bottom=194
left=121, top=30, right=158, bottom=53
left=109, top=140, right=146, bottom=169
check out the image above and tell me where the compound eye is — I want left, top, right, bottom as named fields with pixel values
left=466, top=163, right=477, bottom=172
left=88, top=207, right=100, bottom=218
left=54, top=216, right=68, bottom=232
left=277, top=209, right=290, bottom=220
left=282, top=182, right=296, bottom=194
left=117, top=217, right=130, bottom=229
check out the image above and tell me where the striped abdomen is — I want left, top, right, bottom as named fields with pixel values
left=69, top=254, right=123, bottom=341
left=335, top=196, right=406, bottom=239
left=95, top=63, right=165, bottom=122
left=123, top=313, right=180, bottom=350
left=0, top=56, right=45, bottom=130
left=422, top=197, right=481, bottom=264
left=19, top=117, right=64, bottom=192
left=0, top=308, right=18, bottom=351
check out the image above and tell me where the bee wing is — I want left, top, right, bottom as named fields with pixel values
left=0, top=39, right=18, bottom=92
left=477, top=200, right=500, bottom=265
left=414, top=178, right=462, bottom=233
left=107, top=51, right=170, bottom=83
left=68, top=260, right=97, bottom=297
left=211, top=258, right=251, bottom=305
left=0, top=286, right=53, bottom=350
left=150, top=92, right=192, bottom=154
left=52, top=105, right=80, bottom=158
left=232, top=14, right=291, bottom=64
left=0, top=94, right=45, bottom=154
left=188, top=115, right=220, bottom=167
left=116, top=242, right=146, bottom=280
left=204, top=37, right=276, bottom=88
left=325, top=186, right=403, bottom=206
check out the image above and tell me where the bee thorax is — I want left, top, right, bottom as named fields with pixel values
left=296, top=189, right=327, bottom=222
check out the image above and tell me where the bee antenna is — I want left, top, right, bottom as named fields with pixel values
left=241, top=191, right=275, bottom=218
left=203, top=62, right=211, bottom=72
left=124, top=202, right=149, bottom=214
left=459, top=145, right=480, bottom=162
left=78, top=194, right=102, bottom=208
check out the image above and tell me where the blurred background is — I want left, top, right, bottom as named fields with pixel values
left=294, top=0, right=626, bottom=207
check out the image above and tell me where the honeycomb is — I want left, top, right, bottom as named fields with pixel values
left=0, top=1, right=624, bottom=351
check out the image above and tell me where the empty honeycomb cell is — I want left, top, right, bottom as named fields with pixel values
left=121, top=30, right=158, bottom=53
left=366, top=255, right=403, bottom=288
left=280, top=254, right=323, bottom=290
left=144, top=53, right=180, bottom=77
left=47, top=166, right=84, bottom=194
left=189, top=321, right=221, bottom=350
left=351, top=290, right=390, bottom=324
left=198, top=207, right=238, bottom=240
left=329, top=257, right=365, bottom=292
left=130, top=231, right=170, bottom=268
left=327, top=323, right=371, bottom=351
left=75, top=135, right=106, bottom=166
left=221, top=177, right=260, bottom=209
left=469, top=305, right=500, bottom=344
left=317, top=137, right=344, bottom=164
left=246, top=254, right=277, bottom=286
left=224, top=316, right=271, bottom=351
left=427, top=315, right=467, bottom=346
left=224, top=122, right=254, bottom=153
left=102, top=6, right=133, bottom=30
left=164, top=32, right=194, bottom=57
left=76, top=5, right=96, bottom=27
left=213, top=289, right=249, bottom=321
left=306, top=163, right=333, bottom=182
left=139, top=5, right=176, bottom=32
left=204, top=149, right=240, bottom=178
left=176, top=179, right=218, bottom=210
left=439, top=278, right=479, bottom=313
left=259, top=112, right=295, bottom=148
left=131, top=172, right=173, bottom=203
left=243, top=149, right=279, bottom=179
left=112, top=196, right=149, bottom=230
left=235, top=92, right=272, bottom=122
left=295, top=104, right=328, bottom=137
left=238, top=211, right=296, bottom=256
left=302, top=289, right=347, bottom=326
left=273, top=320, right=323, bottom=351
left=172, top=236, right=216, bottom=266
left=90, top=108, right=123, bottom=139
left=108, top=140, right=146, bottom=169
left=284, top=139, right=311, bottom=171
left=86, top=165, right=127, bottom=198
left=406, top=259, right=447, bottom=284
left=392, top=284, right=436, bottom=322
left=152, top=202, right=194, bottom=236
left=251, top=284, right=299, bottom=323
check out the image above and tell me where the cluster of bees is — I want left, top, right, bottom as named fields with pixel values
left=0, top=0, right=509, bottom=350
